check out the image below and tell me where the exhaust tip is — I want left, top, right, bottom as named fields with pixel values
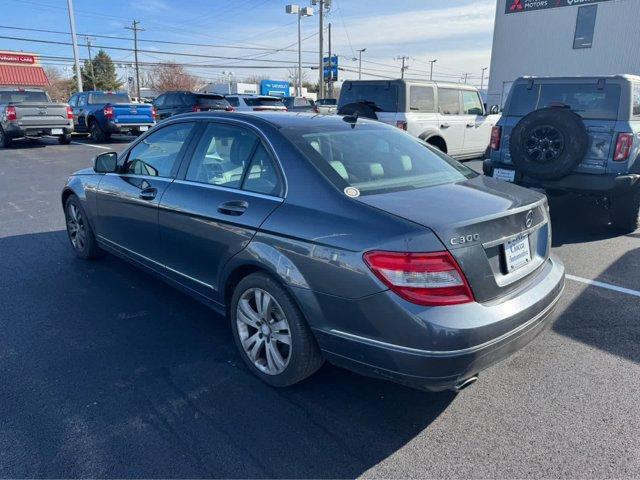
left=453, top=375, right=479, bottom=392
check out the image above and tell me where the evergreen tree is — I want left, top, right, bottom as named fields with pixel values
left=81, top=50, right=122, bottom=91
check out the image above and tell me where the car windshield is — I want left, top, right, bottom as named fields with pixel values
left=244, top=97, right=284, bottom=107
left=0, top=90, right=48, bottom=103
left=88, top=92, right=131, bottom=104
left=282, top=122, right=475, bottom=196
left=339, top=83, right=399, bottom=112
left=508, top=83, right=621, bottom=119
left=195, top=95, right=229, bottom=108
left=316, top=99, right=337, bottom=106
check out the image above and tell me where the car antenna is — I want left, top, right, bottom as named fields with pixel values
left=343, top=111, right=359, bottom=128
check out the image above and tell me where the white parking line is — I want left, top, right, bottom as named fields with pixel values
left=566, top=274, right=640, bottom=298
left=70, top=141, right=111, bottom=150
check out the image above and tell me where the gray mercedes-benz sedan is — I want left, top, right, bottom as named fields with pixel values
left=61, top=112, right=565, bottom=392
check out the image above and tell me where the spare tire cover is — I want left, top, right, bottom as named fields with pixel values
left=337, top=102, right=378, bottom=119
left=509, top=107, right=588, bottom=180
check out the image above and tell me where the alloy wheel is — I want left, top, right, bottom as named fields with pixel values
left=525, top=125, right=565, bottom=163
left=66, top=203, right=86, bottom=251
left=236, top=288, right=292, bottom=375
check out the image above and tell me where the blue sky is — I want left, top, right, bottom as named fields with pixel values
left=1, top=0, right=496, bottom=87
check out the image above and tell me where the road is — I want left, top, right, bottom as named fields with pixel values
left=1, top=136, right=639, bottom=478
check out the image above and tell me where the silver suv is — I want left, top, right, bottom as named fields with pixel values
left=484, top=75, right=640, bottom=233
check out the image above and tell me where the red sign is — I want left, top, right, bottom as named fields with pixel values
left=0, top=53, right=37, bottom=65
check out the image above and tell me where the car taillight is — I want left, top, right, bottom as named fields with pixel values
left=396, top=120, right=407, bottom=131
left=151, top=107, right=157, bottom=119
left=5, top=106, right=17, bottom=121
left=363, top=251, right=474, bottom=306
left=613, top=132, right=633, bottom=161
left=66, top=105, right=73, bottom=119
left=103, top=105, right=114, bottom=120
left=225, top=106, right=235, bottom=112
left=490, top=125, right=501, bottom=151
left=191, top=106, right=201, bottom=112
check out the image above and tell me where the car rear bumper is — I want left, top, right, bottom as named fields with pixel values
left=484, top=159, right=640, bottom=195
left=106, top=121, right=155, bottom=133
left=4, top=122, right=73, bottom=138
left=304, top=255, right=565, bottom=391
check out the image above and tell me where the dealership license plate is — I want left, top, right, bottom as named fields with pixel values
left=504, top=235, right=531, bottom=272
left=139, top=126, right=149, bottom=132
left=51, top=128, right=63, bottom=135
left=493, top=168, right=516, bottom=183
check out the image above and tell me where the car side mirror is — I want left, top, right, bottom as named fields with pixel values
left=489, top=105, right=500, bottom=115
left=94, top=152, right=118, bottom=173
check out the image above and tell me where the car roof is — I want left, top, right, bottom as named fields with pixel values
left=342, top=78, right=480, bottom=91
left=166, top=111, right=380, bottom=129
left=515, top=74, right=640, bottom=83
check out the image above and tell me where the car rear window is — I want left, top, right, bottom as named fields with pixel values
left=0, top=90, right=49, bottom=103
left=282, top=122, right=475, bottom=196
left=339, top=83, right=399, bottom=112
left=88, top=92, right=131, bottom=104
left=507, top=83, right=621, bottom=119
left=244, top=97, right=285, bottom=107
left=195, top=95, right=230, bottom=109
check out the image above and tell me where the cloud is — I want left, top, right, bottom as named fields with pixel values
left=133, top=0, right=171, bottom=13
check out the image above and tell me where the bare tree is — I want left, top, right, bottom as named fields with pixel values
left=241, top=73, right=270, bottom=85
left=287, top=67, right=308, bottom=93
left=146, top=63, right=200, bottom=93
left=43, top=67, right=76, bottom=102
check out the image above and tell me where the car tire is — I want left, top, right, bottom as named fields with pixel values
left=58, top=134, right=72, bottom=145
left=509, top=107, right=588, bottom=180
left=0, top=127, right=12, bottom=148
left=64, top=194, right=102, bottom=260
left=89, top=121, right=108, bottom=143
left=610, top=188, right=640, bottom=233
left=230, top=272, right=324, bottom=387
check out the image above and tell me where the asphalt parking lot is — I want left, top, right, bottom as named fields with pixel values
left=1, top=136, right=639, bottom=478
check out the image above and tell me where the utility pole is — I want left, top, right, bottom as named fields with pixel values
left=125, top=20, right=144, bottom=99
left=396, top=56, right=409, bottom=79
left=429, top=59, right=437, bottom=81
left=66, top=0, right=83, bottom=92
left=327, top=22, right=332, bottom=99
left=356, top=48, right=366, bottom=80
left=84, top=36, right=96, bottom=90
left=463, top=73, right=469, bottom=84
left=480, top=67, right=488, bottom=91
left=318, top=0, right=324, bottom=99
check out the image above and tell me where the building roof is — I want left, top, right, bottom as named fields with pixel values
left=0, top=64, right=49, bottom=87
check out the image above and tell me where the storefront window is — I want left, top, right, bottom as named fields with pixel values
left=574, top=5, right=597, bottom=49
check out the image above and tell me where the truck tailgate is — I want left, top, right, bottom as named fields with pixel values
left=112, top=103, right=154, bottom=124
left=14, top=102, right=70, bottom=128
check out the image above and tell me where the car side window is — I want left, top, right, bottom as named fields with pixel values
left=462, top=91, right=484, bottom=115
left=226, top=97, right=240, bottom=107
left=633, top=84, right=640, bottom=116
left=77, top=95, right=86, bottom=107
left=438, top=88, right=461, bottom=115
left=124, top=122, right=195, bottom=177
left=409, top=86, right=435, bottom=112
left=185, top=123, right=259, bottom=188
left=154, top=94, right=165, bottom=107
left=242, top=144, right=283, bottom=197
left=68, top=95, right=77, bottom=107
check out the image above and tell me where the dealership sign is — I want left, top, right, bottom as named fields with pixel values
left=506, top=0, right=612, bottom=14
left=0, top=52, right=37, bottom=65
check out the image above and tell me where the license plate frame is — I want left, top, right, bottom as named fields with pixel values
left=493, top=168, right=516, bottom=183
left=504, top=234, right=532, bottom=273
left=50, top=128, right=63, bottom=135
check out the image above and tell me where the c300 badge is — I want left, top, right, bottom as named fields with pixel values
left=344, top=187, right=360, bottom=198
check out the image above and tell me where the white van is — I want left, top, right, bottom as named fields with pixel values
left=338, top=79, right=500, bottom=160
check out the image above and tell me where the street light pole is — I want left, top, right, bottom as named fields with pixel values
left=356, top=48, right=366, bottom=80
left=66, top=0, right=83, bottom=92
left=480, top=67, right=488, bottom=91
left=429, top=59, right=437, bottom=81
left=287, top=5, right=313, bottom=97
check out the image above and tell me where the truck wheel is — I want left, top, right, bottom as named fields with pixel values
left=510, top=107, right=588, bottom=180
left=58, top=134, right=72, bottom=145
left=0, top=127, right=12, bottom=148
left=610, top=188, right=640, bottom=233
left=89, top=122, right=107, bottom=143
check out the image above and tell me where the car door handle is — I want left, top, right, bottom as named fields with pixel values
left=217, top=200, right=248, bottom=216
left=440, top=123, right=450, bottom=129
left=466, top=123, right=476, bottom=128
left=139, top=187, right=157, bottom=200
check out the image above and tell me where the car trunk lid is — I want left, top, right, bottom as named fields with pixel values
left=357, top=175, right=551, bottom=303
left=111, top=103, right=154, bottom=124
